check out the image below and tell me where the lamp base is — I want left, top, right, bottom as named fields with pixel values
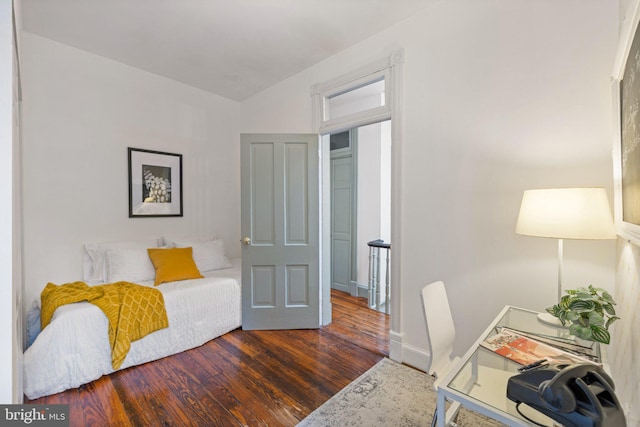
left=537, top=312, right=568, bottom=328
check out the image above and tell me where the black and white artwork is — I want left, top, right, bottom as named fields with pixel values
left=129, top=148, right=182, bottom=217
left=614, top=8, right=640, bottom=245
left=142, top=165, right=172, bottom=203
left=620, top=22, right=640, bottom=226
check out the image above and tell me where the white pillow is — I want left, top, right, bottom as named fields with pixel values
left=83, top=237, right=160, bottom=283
left=105, top=247, right=157, bottom=283
left=172, top=239, right=232, bottom=272
left=161, top=235, right=217, bottom=248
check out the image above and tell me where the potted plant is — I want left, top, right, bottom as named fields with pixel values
left=545, top=285, right=620, bottom=344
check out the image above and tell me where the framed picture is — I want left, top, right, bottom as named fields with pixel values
left=613, top=2, right=640, bottom=245
left=128, top=147, right=183, bottom=217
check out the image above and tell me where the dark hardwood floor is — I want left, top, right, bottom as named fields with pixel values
left=26, top=290, right=390, bottom=426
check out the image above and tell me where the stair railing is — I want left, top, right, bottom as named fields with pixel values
left=367, top=239, right=391, bottom=314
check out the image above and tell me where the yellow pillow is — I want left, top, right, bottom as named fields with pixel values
left=147, top=247, right=203, bottom=286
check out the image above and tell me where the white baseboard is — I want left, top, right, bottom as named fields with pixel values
left=350, top=281, right=369, bottom=298
left=401, top=343, right=430, bottom=372
left=389, top=329, right=404, bottom=362
left=388, top=329, right=430, bottom=373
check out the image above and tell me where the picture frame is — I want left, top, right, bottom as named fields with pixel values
left=613, top=1, right=640, bottom=245
left=128, top=147, right=183, bottom=217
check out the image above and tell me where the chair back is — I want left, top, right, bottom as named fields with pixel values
left=420, top=281, right=457, bottom=378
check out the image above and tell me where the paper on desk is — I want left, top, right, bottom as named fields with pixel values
left=480, top=328, right=599, bottom=366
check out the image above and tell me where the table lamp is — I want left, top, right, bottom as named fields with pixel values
left=515, top=188, right=616, bottom=325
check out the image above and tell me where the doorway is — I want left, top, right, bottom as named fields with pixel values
left=314, top=51, right=403, bottom=362
left=329, top=121, right=391, bottom=313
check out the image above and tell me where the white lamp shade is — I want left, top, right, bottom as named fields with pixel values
left=515, top=188, right=616, bottom=240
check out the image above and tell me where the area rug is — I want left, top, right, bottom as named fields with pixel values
left=297, top=358, right=503, bottom=427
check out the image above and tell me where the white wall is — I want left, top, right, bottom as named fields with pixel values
left=356, top=122, right=391, bottom=292
left=240, top=0, right=619, bottom=375
left=20, top=33, right=242, bottom=312
left=356, top=123, right=381, bottom=287
left=0, top=0, right=21, bottom=404
left=12, top=0, right=23, bottom=403
left=612, top=241, right=640, bottom=424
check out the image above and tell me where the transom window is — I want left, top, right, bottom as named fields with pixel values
left=312, top=59, right=396, bottom=135
left=325, top=77, right=385, bottom=121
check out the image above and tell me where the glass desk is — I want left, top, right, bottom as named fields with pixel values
left=435, top=306, right=601, bottom=427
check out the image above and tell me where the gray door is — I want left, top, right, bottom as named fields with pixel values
left=330, top=130, right=357, bottom=295
left=331, top=156, right=354, bottom=293
left=240, top=133, right=319, bottom=330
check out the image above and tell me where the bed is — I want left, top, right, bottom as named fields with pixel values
left=23, top=237, right=242, bottom=400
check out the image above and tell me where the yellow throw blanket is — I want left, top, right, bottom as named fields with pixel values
left=41, top=281, right=169, bottom=370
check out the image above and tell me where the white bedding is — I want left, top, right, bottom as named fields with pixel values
left=24, top=259, right=242, bottom=400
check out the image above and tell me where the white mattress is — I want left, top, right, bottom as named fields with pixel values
left=23, top=259, right=242, bottom=400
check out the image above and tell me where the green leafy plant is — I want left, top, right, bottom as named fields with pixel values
left=546, top=285, right=620, bottom=345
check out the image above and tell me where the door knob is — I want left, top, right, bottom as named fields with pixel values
left=242, top=237, right=251, bottom=245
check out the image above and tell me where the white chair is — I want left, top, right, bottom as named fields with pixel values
left=420, top=281, right=461, bottom=383
left=422, top=281, right=522, bottom=426
left=421, top=281, right=462, bottom=426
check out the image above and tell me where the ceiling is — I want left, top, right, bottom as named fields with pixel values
left=21, top=0, right=430, bottom=101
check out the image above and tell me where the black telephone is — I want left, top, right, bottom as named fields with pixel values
left=506, top=363, right=626, bottom=427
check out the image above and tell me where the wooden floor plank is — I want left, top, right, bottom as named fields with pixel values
left=187, top=342, right=301, bottom=426
left=25, top=290, right=390, bottom=426
left=76, top=377, right=131, bottom=427
left=40, top=387, right=87, bottom=427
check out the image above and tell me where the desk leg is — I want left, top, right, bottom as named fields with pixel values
left=471, top=352, right=478, bottom=381
left=436, top=392, right=446, bottom=427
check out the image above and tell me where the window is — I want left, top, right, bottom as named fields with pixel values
left=330, top=131, right=350, bottom=151
left=312, top=52, right=402, bottom=135
left=326, top=77, right=385, bottom=121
